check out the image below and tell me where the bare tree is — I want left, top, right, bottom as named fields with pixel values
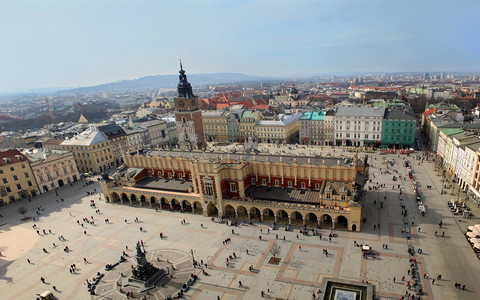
left=270, top=242, right=281, bottom=258
left=18, top=206, right=27, bottom=218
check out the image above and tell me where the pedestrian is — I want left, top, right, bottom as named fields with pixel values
left=297, top=234, right=299, bottom=239
left=246, top=249, right=249, bottom=255
left=238, top=280, right=243, bottom=287
left=201, top=224, right=203, bottom=228
left=27, top=258, right=31, bottom=264
left=232, top=229, right=234, bottom=234
left=442, top=231, right=444, bottom=237
left=84, top=257, right=88, bottom=263
left=435, top=231, right=437, bottom=236
left=140, top=227, right=143, bottom=231
left=299, top=245, right=302, bottom=251
left=432, top=279, right=435, bottom=285
left=53, top=286, right=58, bottom=291
left=40, top=277, right=45, bottom=283
left=418, top=227, right=421, bottom=232
left=394, top=277, right=396, bottom=283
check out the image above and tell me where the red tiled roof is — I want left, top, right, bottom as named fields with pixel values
left=423, top=108, right=435, bottom=115
left=0, top=149, right=28, bottom=166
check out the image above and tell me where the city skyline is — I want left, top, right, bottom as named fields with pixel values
left=1, top=0, right=479, bottom=92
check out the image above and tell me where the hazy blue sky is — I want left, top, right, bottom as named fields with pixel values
left=1, top=0, right=479, bottom=92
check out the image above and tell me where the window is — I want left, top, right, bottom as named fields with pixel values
left=341, top=194, right=346, bottom=201
left=0, top=170, right=3, bottom=174
left=47, top=173, right=52, bottom=180
left=10, top=167, right=14, bottom=171
left=16, top=183, right=22, bottom=190
left=55, top=170, right=60, bottom=177
left=230, top=182, right=237, bottom=192
left=275, top=180, right=279, bottom=186
left=6, top=186, right=11, bottom=193
left=21, top=164, right=25, bottom=168
left=301, top=182, right=306, bottom=189
left=13, top=175, right=18, bottom=181
left=39, top=175, right=44, bottom=182
left=2, top=178, right=7, bottom=184
left=251, top=178, right=256, bottom=185
left=168, top=173, right=172, bottom=179
left=27, top=181, right=33, bottom=187
left=204, top=181, right=214, bottom=196
left=315, top=183, right=320, bottom=190
left=326, top=193, right=331, bottom=200
left=24, top=172, right=29, bottom=178
left=178, top=173, right=183, bottom=179
left=63, top=167, right=67, bottom=174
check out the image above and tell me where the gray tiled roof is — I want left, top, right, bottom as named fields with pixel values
left=135, top=177, right=193, bottom=193
left=245, top=185, right=320, bottom=204
left=336, top=107, right=385, bottom=117
left=146, top=150, right=360, bottom=168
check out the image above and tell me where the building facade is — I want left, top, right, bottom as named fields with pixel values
left=27, top=149, right=80, bottom=193
left=334, top=107, right=385, bottom=147
left=239, top=110, right=263, bottom=142
left=299, top=110, right=325, bottom=145
left=202, top=110, right=230, bottom=143
left=381, top=106, right=416, bottom=147
left=0, top=149, right=39, bottom=205
left=255, top=113, right=301, bottom=144
left=100, top=151, right=369, bottom=231
left=51, top=127, right=115, bottom=174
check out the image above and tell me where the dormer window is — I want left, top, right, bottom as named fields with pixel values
left=326, top=193, right=331, bottom=200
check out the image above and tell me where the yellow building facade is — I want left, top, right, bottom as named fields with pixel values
left=101, top=150, right=368, bottom=231
left=0, top=149, right=40, bottom=205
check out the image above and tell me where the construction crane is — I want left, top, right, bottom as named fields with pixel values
left=42, top=96, right=54, bottom=122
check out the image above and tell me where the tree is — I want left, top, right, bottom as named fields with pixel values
left=270, top=242, right=281, bottom=258
left=18, top=206, right=27, bottom=218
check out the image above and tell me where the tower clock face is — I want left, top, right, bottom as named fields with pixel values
left=179, top=99, right=185, bottom=107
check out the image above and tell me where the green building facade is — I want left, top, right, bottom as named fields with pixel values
left=381, top=106, right=416, bottom=147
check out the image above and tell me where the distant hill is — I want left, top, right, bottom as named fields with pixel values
left=64, top=73, right=275, bottom=93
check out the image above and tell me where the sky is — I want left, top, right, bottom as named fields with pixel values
left=1, top=0, right=479, bottom=92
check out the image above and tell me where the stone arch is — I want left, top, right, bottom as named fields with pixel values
left=150, top=196, right=158, bottom=208
left=305, top=212, right=318, bottom=227
left=140, top=195, right=147, bottom=206
left=250, top=207, right=261, bottom=220
left=193, top=201, right=203, bottom=214
left=320, top=214, right=333, bottom=229
left=352, top=224, right=357, bottom=232
left=206, top=202, right=218, bottom=217
left=224, top=204, right=235, bottom=218
left=160, top=197, right=170, bottom=209
left=276, top=210, right=289, bottom=224
left=171, top=199, right=181, bottom=211
left=111, top=192, right=120, bottom=203
left=130, top=194, right=137, bottom=203
left=121, top=193, right=128, bottom=203
left=263, top=208, right=275, bottom=222
left=336, top=215, right=348, bottom=230
left=182, top=200, right=192, bottom=212
left=237, top=206, right=248, bottom=219
left=291, top=211, right=303, bottom=225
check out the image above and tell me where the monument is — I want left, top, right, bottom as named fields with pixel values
left=127, top=241, right=167, bottom=289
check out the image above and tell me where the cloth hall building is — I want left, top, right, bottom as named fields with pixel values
left=100, top=151, right=368, bottom=231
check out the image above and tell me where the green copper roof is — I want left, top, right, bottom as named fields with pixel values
left=300, top=110, right=325, bottom=121
left=439, top=128, right=464, bottom=136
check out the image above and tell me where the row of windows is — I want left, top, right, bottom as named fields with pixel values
left=3, top=181, right=34, bottom=193
left=0, top=164, right=26, bottom=174
left=2, top=172, right=30, bottom=184
left=335, top=133, right=380, bottom=139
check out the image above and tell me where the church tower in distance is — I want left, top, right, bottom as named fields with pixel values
left=174, top=61, right=206, bottom=150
